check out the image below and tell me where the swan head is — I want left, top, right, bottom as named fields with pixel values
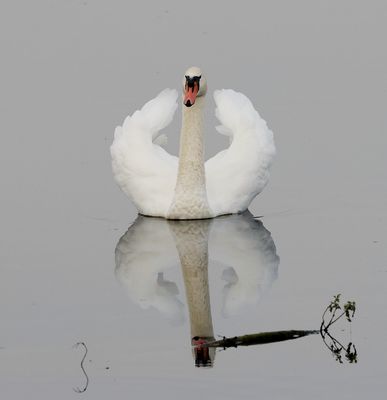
left=182, top=66, right=207, bottom=107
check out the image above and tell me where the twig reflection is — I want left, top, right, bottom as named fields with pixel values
left=320, top=294, right=358, bottom=364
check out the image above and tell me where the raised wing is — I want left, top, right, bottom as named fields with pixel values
left=110, top=89, right=179, bottom=217
left=205, top=90, right=276, bottom=215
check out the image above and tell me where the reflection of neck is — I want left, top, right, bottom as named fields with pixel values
left=168, top=97, right=212, bottom=219
left=168, top=220, right=214, bottom=339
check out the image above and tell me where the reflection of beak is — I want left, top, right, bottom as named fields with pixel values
left=184, top=78, right=199, bottom=107
left=191, top=336, right=214, bottom=368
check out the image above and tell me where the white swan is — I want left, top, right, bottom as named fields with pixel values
left=111, top=67, right=276, bottom=219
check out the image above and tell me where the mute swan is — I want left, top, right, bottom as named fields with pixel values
left=111, top=67, right=276, bottom=219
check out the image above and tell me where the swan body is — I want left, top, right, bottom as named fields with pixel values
left=111, top=67, right=275, bottom=219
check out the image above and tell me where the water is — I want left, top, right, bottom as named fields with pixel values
left=1, top=1, right=386, bottom=399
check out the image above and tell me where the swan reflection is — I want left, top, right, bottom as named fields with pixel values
left=115, top=212, right=279, bottom=366
left=115, top=217, right=184, bottom=325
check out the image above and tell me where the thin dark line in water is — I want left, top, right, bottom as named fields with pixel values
left=73, top=342, right=89, bottom=393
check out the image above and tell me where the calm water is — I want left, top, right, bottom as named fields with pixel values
left=1, top=1, right=386, bottom=399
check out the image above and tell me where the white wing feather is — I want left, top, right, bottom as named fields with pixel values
left=110, top=89, right=179, bottom=217
left=205, top=90, right=276, bottom=215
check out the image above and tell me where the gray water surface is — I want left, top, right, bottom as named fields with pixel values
left=1, top=1, right=386, bottom=399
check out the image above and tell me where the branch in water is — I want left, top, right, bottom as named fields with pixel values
left=197, top=330, right=319, bottom=349
left=192, top=294, right=357, bottom=365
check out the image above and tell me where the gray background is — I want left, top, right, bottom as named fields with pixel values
left=0, top=1, right=386, bottom=399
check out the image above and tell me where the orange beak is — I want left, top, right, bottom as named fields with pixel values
left=184, top=78, right=200, bottom=107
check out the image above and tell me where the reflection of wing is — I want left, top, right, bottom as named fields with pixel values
left=115, top=216, right=184, bottom=325
left=114, top=212, right=279, bottom=323
left=209, top=212, right=280, bottom=317
left=110, top=89, right=178, bottom=217
left=205, top=90, right=276, bottom=214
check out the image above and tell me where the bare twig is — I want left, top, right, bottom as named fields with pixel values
left=73, top=342, right=89, bottom=393
left=195, top=330, right=319, bottom=350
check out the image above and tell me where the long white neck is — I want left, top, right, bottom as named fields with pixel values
left=167, top=97, right=212, bottom=220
